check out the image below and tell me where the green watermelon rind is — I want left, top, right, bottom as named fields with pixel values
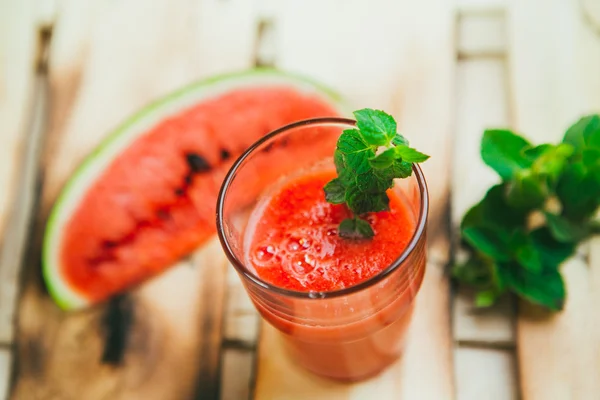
left=42, top=68, right=351, bottom=310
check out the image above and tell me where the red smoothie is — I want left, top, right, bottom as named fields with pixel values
left=244, top=170, right=426, bottom=381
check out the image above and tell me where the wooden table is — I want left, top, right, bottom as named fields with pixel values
left=1, top=0, right=599, bottom=399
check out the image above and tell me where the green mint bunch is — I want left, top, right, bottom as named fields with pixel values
left=454, top=115, right=600, bottom=311
left=323, top=109, right=429, bottom=239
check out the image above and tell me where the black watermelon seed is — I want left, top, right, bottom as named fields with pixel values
left=220, top=148, right=231, bottom=160
left=185, top=153, right=211, bottom=173
left=262, top=143, right=275, bottom=153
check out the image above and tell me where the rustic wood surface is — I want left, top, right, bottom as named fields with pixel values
left=1, top=0, right=599, bottom=399
left=508, top=0, right=600, bottom=399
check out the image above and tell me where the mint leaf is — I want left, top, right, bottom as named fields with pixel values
left=452, top=255, right=496, bottom=288
left=369, top=148, right=396, bottom=169
left=334, top=151, right=354, bottom=186
left=337, top=129, right=374, bottom=174
left=556, top=161, right=600, bottom=220
left=524, top=144, right=553, bottom=160
left=392, top=134, right=409, bottom=146
left=530, top=228, right=575, bottom=268
left=510, top=230, right=542, bottom=273
left=324, top=108, right=429, bottom=239
left=395, top=145, right=430, bottom=163
left=582, top=148, right=600, bottom=169
left=498, top=261, right=565, bottom=311
left=337, top=129, right=369, bottom=154
left=481, top=129, right=532, bottom=180
left=463, top=226, right=511, bottom=261
left=530, top=143, right=574, bottom=184
left=475, top=290, right=498, bottom=308
left=357, top=170, right=393, bottom=193
left=462, top=185, right=527, bottom=233
left=505, top=171, right=546, bottom=210
left=456, top=114, right=600, bottom=312
left=346, top=184, right=390, bottom=214
left=376, top=160, right=413, bottom=181
left=515, top=244, right=542, bottom=273
left=339, top=217, right=374, bottom=239
left=563, top=114, right=600, bottom=150
left=353, top=109, right=396, bottom=146
left=323, top=178, right=346, bottom=204
left=544, top=212, right=589, bottom=243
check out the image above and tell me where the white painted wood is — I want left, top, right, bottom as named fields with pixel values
left=517, top=257, right=600, bottom=399
left=454, top=288, right=514, bottom=346
left=0, top=349, right=10, bottom=400
left=452, top=59, right=515, bottom=345
left=508, top=0, right=600, bottom=141
left=581, top=0, right=600, bottom=30
left=457, top=0, right=505, bottom=12
left=0, top=0, right=38, bottom=345
left=224, top=267, right=260, bottom=346
left=454, top=347, right=517, bottom=400
left=458, top=13, right=506, bottom=56
left=220, top=349, right=255, bottom=400
left=508, top=0, right=600, bottom=398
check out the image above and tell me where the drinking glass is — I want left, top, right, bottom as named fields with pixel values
left=217, top=118, right=428, bottom=381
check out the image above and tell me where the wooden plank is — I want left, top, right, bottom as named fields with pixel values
left=0, top=0, right=38, bottom=345
left=252, top=1, right=456, bottom=397
left=581, top=0, right=600, bottom=34
left=223, top=267, right=260, bottom=347
left=508, top=0, right=600, bottom=397
left=457, top=0, right=505, bottom=13
left=517, top=258, right=600, bottom=398
left=220, top=267, right=258, bottom=400
left=0, top=349, right=10, bottom=400
left=457, top=12, right=506, bottom=57
left=454, top=347, right=517, bottom=400
left=220, top=349, right=255, bottom=400
left=452, top=59, right=515, bottom=346
left=11, top=0, right=259, bottom=399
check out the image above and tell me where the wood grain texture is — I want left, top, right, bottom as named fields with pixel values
left=457, top=0, right=505, bottom=12
left=516, top=258, right=600, bottom=399
left=12, top=0, right=258, bottom=399
left=0, top=0, right=36, bottom=246
left=452, top=59, right=515, bottom=346
left=457, top=12, right=506, bottom=57
left=454, top=347, right=517, bottom=400
left=223, top=267, right=260, bottom=347
left=508, top=0, right=600, bottom=398
left=0, top=0, right=38, bottom=345
left=251, top=2, right=456, bottom=397
left=220, top=348, right=255, bottom=400
left=0, top=349, right=10, bottom=400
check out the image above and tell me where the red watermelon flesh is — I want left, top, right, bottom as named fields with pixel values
left=51, top=81, right=345, bottom=307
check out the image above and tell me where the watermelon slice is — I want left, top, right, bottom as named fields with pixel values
left=43, top=69, right=349, bottom=310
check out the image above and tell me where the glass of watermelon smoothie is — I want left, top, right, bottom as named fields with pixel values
left=216, top=118, right=428, bottom=382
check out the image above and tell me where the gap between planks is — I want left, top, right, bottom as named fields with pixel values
left=451, top=8, right=520, bottom=399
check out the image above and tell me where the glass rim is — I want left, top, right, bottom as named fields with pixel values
left=216, top=117, right=429, bottom=300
